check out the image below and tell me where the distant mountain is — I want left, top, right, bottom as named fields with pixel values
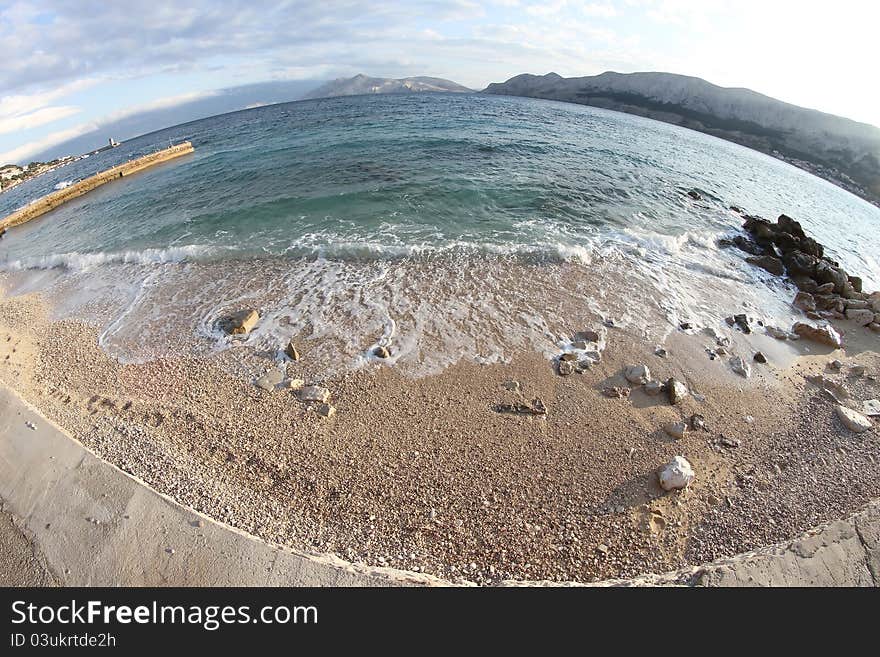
left=303, top=74, right=472, bottom=100
left=484, top=72, right=880, bottom=205
left=32, top=79, right=322, bottom=162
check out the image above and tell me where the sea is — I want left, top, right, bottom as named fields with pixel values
left=1, top=92, right=878, bottom=375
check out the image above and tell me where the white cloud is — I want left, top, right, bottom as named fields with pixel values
left=0, top=105, right=80, bottom=135
left=0, top=78, right=101, bottom=137
left=0, top=89, right=219, bottom=164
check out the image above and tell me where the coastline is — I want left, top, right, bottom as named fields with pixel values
left=1, top=287, right=878, bottom=584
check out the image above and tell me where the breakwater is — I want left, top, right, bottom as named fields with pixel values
left=0, top=142, right=194, bottom=232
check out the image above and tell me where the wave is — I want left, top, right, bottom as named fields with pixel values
left=1, top=244, right=214, bottom=271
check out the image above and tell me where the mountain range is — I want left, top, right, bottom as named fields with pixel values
left=302, top=74, right=472, bottom=99
left=483, top=71, right=880, bottom=205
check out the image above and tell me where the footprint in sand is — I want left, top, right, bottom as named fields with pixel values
left=47, top=387, right=72, bottom=405
left=86, top=395, right=119, bottom=416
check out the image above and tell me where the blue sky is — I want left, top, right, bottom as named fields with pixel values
left=2, top=0, right=879, bottom=164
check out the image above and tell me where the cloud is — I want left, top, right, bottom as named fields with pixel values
left=0, top=78, right=101, bottom=139
left=0, top=105, right=80, bottom=135
left=0, top=90, right=218, bottom=164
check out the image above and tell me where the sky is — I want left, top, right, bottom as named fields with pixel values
left=2, top=0, right=879, bottom=164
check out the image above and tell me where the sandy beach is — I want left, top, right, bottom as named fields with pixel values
left=1, top=285, right=877, bottom=585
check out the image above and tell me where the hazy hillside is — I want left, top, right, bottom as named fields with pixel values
left=484, top=72, right=880, bottom=205
left=304, top=74, right=472, bottom=99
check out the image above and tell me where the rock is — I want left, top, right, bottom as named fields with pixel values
left=746, top=255, right=785, bottom=276
left=777, top=214, right=806, bottom=239
left=845, top=308, right=875, bottom=325
left=850, top=365, right=866, bottom=377
left=644, top=380, right=663, bottom=396
left=766, top=326, right=789, bottom=340
left=502, top=380, right=521, bottom=392
left=254, top=370, right=283, bottom=391
left=284, top=378, right=305, bottom=390
left=495, top=399, right=547, bottom=416
left=730, top=356, right=751, bottom=378
left=815, top=262, right=848, bottom=293
left=727, top=235, right=765, bottom=256
left=849, top=276, right=863, bottom=293
left=315, top=403, right=336, bottom=418
left=284, top=341, right=301, bottom=360
left=373, top=345, right=391, bottom=358
left=783, top=251, right=818, bottom=278
left=828, top=360, right=844, bottom=370
left=871, top=323, right=880, bottom=333
left=659, top=456, right=695, bottom=491
left=863, top=399, right=880, bottom=417
left=805, top=310, right=822, bottom=320
left=792, top=322, right=843, bottom=348
left=679, top=322, right=693, bottom=330
left=719, top=435, right=740, bottom=448
left=222, top=309, right=259, bottom=336
left=624, top=364, right=651, bottom=385
left=806, top=375, right=850, bottom=402
left=559, top=352, right=578, bottom=361
left=557, top=360, right=575, bottom=376
left=296, top=386, right=331, bottom=403
left=574, top=329, right=600, bottom=343
left=666, top=378, right=688, bottom=405
left=654, top=346, right=668, bottom=358
left=687, top=189, right=702, bottom=201
left=753, top=351, right=767, bottom=363
left=689, top=414, right=706, bottom=431
left=836, top=405, right=872, bottom=433
left=664, top=422, right=687, bottom=440
left=733, top=314, right=751, bottom=333
left=603, top=386, right=630, bottom=399
left=815, top=282, right=835, bottom=295
left=793, top=291, right=816, bottom=312
left=845, top=299, right=869, bottom=310
left=576, top=354, right=601, bottom=371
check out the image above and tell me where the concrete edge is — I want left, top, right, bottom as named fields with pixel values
left=2, top=383, right=878, bottom=587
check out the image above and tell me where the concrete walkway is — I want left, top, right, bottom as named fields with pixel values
left=1, top=384, right=877, bottom=587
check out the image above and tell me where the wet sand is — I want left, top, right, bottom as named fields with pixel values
left=0, top=291, right=878, bottom=584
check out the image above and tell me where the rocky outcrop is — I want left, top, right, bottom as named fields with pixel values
left=724, top=212, right=879, bottom=344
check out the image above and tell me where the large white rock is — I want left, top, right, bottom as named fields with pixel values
left=625, top=364, right=651, bottom=385
left=659, top=456, right=695, bottom=491
left=836, top=405, right=872, bottom=433
left=792, top=322, right=843, bottom=348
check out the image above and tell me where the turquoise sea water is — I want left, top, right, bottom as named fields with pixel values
left=1, top=93, right=878, bottom=373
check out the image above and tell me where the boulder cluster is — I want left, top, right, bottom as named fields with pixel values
left=723, top=212, right=880, bottom=336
